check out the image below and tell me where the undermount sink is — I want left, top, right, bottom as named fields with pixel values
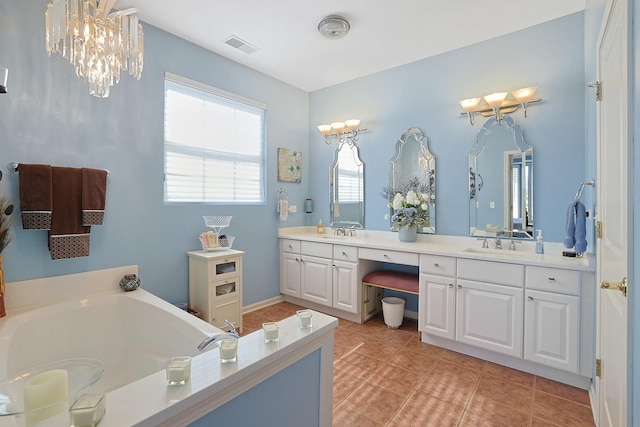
left=462, top=247, right=536, bottom=259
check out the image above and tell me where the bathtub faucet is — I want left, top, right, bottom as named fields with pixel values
left=197, top=319, right=240, bottom=351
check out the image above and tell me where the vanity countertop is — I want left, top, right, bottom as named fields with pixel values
left=278, top=227, right=594, bottom=272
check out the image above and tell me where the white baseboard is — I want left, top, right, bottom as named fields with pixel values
left=243, top=295, right=285, bottom=314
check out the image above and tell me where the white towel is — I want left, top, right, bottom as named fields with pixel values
left=279, top=200, right=288, bottom=221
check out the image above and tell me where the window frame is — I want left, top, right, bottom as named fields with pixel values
left=163, top=72, right=267, bottom=205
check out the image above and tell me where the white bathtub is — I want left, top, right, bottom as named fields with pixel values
left=0, top=289, right=219, bottom=393
left=0, top=266, right=337, bottom=427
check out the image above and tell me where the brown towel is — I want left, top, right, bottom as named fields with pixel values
left=18, top=164, right=52, bottom=230
left=49, top=167, right=90, bottom=259
left=81, top=168, right=107, bottom=225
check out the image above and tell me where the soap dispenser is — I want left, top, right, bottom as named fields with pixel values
left=535, top=229, right=544, bottom=254
left=317, top=219, right=325, bottom=234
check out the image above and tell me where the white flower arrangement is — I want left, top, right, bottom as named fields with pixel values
left=381, top=177, right=430, bottom=228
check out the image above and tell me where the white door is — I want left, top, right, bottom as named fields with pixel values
left=455, top=280, right=523, bottom=358
left=418, top=274, right=456, bottom=339
left=301, top=255, right=333, bottom=307
left=332, top=260, right=358, bottom=313
left=524, top=290, right=579, bottom=373
left=596, top=0, right=630, bottom=425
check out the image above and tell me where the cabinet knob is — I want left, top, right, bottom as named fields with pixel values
left=434, top=263, right=439, bottom=267
left=457, top=284, right=462, bottom=289
left=342, top=251, right=347, bottom=257
left=296, top=258, right=300, bottom=262
left=448, top=283, right=454, bottom=288
left=527, top=296, right=534, bottom=301
left=288, top=244, right=292, bottom=249
left=548, top=277, right=556, bottom=282
left=383, top=254, right=390, bottom=259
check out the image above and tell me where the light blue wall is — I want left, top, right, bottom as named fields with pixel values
left=0, top=1, right=309, bottom=306
left=309, top=13, right=587, bottom=244
left=1, top=3, right=593, bottom=310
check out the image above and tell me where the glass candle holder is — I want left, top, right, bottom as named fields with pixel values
left=70, top=394, right=106, bottom=427
left=262, top=322, right=279, bottom=343
left=219, top=337, right=238, bottom=364
left=165, top=357, right=191, bottom=385
left=296, top=309, right=313, bottom=328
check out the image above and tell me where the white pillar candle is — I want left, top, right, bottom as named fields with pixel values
left=69, top=394, right=106, bottom=427
left=220, top=338, right=238, bottom=363
left=166, top=357, right=191, bottom=385
left=262, top=322, right=279, bottom=342
left=23, top=369, right=68, bottom=425
left=297, top=310, right=313, bottom=328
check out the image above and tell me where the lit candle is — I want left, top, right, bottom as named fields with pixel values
left=23, top=369, right=68, bottom=425
left=70, top=394, right=106, bottom=427
left=263, top=322, right=279, bottom=343
left=220, top=337, right=238, bottom=363
left=166, top=357, right=191, bottom=385
left=297, top=310, right=313, bottom=328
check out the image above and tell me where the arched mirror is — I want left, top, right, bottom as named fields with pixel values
left=387, top=127, right=436, bottom=233
left=469, top=115, right=533, bottom=239
left=330, top=141, right=364, bottom=228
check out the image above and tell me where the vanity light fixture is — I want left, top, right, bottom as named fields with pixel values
left=458, top=86, right=540, bottom=125
left=45, top=0, right=144, bottom=98
left=317, top=119, right=366, bottom=145
left=0, top=67, right=7, bottom=94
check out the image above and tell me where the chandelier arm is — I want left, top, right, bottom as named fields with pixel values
left=98, top=0, right=119, bottom=17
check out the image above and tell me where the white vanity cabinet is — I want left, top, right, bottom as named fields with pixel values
left=524, top=266, right=580, bottom=372
left=188, top=249, right=244, bottom=333
left=455, top=259, right=524, bottom=358
left=280, top=239, right=302, bottom=298
left=418, top=254, right=457, bottom=339
left=279, top=239, right=358, bottom=312
left=332, top=245, right=359, bottom=314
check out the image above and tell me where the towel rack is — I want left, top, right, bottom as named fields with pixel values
left=277, top=188, right=288, bottom=201
left=8, top=162, right=110, bottom=176
left=574, top=179, right=595, bottom=201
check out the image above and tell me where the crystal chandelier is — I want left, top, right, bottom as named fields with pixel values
left=45, top=0, right=144, bottom=98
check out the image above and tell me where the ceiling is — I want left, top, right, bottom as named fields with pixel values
left=116, top=0, right=586, bottom=92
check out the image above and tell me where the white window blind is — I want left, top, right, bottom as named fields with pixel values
left=164, top=73, right=266, bottom=204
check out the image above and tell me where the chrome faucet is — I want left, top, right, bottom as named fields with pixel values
left=334, top=228, right=346, bottom=236
left=494, top=238, right=502, bottom=250
left=197, top=319, right=240, bottom=351
left=477, top=238, right=489, bottom=248
left=508, top=240, right=517, bottom=251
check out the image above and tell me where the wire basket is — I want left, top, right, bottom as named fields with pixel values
left=218, top=235, right=235, bottom=249
left=203, top=216, right=232, bottom=228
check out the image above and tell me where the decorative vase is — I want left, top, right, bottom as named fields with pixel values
left=398, top=225, right=417, bottom=242
left=119, top=274, right=140, bottom=292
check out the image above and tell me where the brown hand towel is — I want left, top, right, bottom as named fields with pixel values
left=81, top=168, right=107, bottom=225
left=18, top=164, right=52, bottom=230
left=49, top=167, right=90, bottom=260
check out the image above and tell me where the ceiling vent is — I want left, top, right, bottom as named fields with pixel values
left=223, top=36, right=259, bottom=54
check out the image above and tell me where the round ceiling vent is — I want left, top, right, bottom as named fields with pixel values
left=317, top=15, right=350, bottom=39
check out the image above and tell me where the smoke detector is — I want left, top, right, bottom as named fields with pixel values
left=317, top=15, right=350, bottom=39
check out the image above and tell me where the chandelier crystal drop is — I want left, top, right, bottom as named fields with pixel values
left=45, top=0, right=144, bottom=98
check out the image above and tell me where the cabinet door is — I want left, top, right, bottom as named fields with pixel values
left=456, top=280, right=523, bottom=358
left=301, top=255, right=333, bottom=307
left=419, top=274, right=456, bottom=340
left=280, top=251, right=301, bottom=297
left=524, top=290, right=579, bottom=372
left=210, top=295, right=240, bottom=331
left=333, top=260, right=358, bottom=314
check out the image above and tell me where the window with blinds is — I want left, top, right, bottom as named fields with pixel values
left=164, top=73, right=266, bottom=204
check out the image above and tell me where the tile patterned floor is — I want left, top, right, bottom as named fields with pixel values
left=242, top=302, right=595, bottom=427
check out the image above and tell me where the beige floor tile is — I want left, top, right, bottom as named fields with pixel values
left=535, top=376, right=591, bottom=406
left=484, top=361, right=535, bottom=388
left=474, top=374, right=534, bottom=410
left=340, top=382, right=407, bottom=425
left=333, top=402, right=383, bottom=427
left=441, top=349, right=487, bottom=371
left=333, top=367, right=362, bottom=407
left=333, top=351, right=383, bottom=380
left=387, top=396, right=461, bottom=427
left=462, top=394, right=530, bottom=426
left=532, top=390, right=595, bottom=426
left=367, top=363, right=424, bottom=397
left=388, top=346, right=439, bottom=374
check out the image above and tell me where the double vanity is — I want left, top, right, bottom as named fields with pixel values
left=279, top=226, right=595, bottom=389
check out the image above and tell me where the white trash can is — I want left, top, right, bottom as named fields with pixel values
left=382, top=297, right=405, bottom=328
